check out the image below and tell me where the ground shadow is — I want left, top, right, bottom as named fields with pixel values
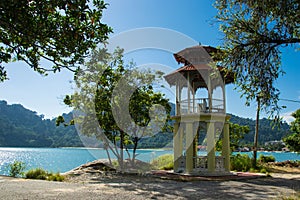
left=84, top=173, right=300, bottom=199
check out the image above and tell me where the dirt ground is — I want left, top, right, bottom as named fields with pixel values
left=0, top=170, right=299, bottom=200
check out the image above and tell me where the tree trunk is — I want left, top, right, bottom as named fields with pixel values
left=132, top=137, right=139, bottom=163
left=119, top=130, right=124, bottom=170
left=253, top=97, right=260, bottom=168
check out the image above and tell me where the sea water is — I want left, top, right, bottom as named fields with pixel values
left=0, top=147, right=299, bottom=176
left=0, top=147, right=172, bottom=175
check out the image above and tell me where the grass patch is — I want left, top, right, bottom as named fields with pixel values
left=25, top=168, right=65, bottom=181
left=150, top=154, right=173, bottom=170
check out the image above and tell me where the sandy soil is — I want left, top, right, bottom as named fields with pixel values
left=0, top=171, right=299, bottom=200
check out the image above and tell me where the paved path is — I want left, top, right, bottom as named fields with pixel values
left=0, top=174, right=299, bottom=200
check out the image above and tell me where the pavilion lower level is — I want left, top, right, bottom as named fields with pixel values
left=173, top=113, right=231, bottom=174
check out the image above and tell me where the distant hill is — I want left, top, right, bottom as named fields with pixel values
left=0, top=100, right=82, bottom=147
left=0, top=100, right=291, bottom=148
left=229, top=114, right=291, bottom=145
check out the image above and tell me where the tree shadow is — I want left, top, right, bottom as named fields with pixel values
left=86, top=173, right=300, bottom=199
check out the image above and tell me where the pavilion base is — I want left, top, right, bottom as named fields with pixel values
left=151, top=170, right=266, bottom=181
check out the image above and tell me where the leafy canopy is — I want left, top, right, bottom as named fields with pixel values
left=0, top=0, right=112, bottom=81
left=214, top=0, right=300, bottom=118
left=284, top=109, right=300, bottom=152
left=61, top=47, right=171, bottom=163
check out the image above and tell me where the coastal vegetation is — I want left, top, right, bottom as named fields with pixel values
left=25, top=168, right=65, bottom=182
left=7, top=160, right=64, bottom=181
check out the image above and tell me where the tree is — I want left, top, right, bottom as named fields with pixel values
left=214, top=0, right=299, bottom=166
left=216, top=122, right=249, bottom=152
left=0, top=0, right=112, bottom=81
left=61, top=47, right=171, bottom=170
left=284, top=109, right=300, bottom=152
left=214, top=0, right=299, bottom=118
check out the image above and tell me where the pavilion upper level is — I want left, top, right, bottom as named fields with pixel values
left=164, top=45, right=234, bottom=116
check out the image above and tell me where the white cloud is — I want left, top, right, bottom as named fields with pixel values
left=281, top=111, right=295, bottom=124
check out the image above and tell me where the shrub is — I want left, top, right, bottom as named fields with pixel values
left=230, top=154, right=252, bottom=172
left=258, top=155, right=276, bottom=163
left=25, top=168, right=48, bottom=180
left=150, top=154, right=174, bottom=170
left=25, top=168, right=65, bottom=181
left=8, top=161, right=26, bottom=177
left=47, top=173, right=65, bottom=182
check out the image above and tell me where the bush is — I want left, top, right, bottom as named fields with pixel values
left=25, top=168, right=64, bottom=181
left=25, top=168, right=48, bottom=180
left=8, top=161, right=26, bottom=177
left=258, top=155, right=275, bottom=163
left=230, top=154, right=252, bottom=172
left=150, top=154, right=174, bottom=170
left=47, top=173, right=65, bottom=181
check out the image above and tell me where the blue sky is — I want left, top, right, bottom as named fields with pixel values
left=0, top=0, right=299, bottom=122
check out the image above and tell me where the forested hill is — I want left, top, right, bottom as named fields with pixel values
left=0, top=100, right=83, bottom=147
left=0, top=100, right=291, bottom=147
left=229, top=114, right=291, bottom=145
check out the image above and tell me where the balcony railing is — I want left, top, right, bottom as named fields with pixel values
left=176, top=155, right=225, bottom=172
left=178, top=98, right=224, bottom=115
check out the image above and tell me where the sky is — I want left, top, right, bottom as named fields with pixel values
left=0, top=0, right=299, bottom=123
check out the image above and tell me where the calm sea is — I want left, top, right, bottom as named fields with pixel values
left=0, top=147, right=299, bottom=176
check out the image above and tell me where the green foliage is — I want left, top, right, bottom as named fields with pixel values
left=62, top=47, right=171, bottom=165
left=25, top=168, right=48, bottom=180
left=46, top=173, right=65, bottom=182
left=8, top=161, right=26, bottom=177
left=214, top=0, right=300, bottom=118
left=258, top=155, right=275, bottom=163
left=0, top=0, right=112, bottom=81
left=231, top=154, right=270, bottom=173
left=25, top=168, right=64, bottom=181
left=230, top=154, right=252, bottom=172
left=150, top=154, right=174, bottom=170
left=216, top=122, right=250, bottom=152
left=284, top=109, right=300, bottom=152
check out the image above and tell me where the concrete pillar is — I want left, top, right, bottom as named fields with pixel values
left=187, top=73, right=191, bottom=114
left=173, top=121, right=180, bottom=172
left=207, top=121, right=215, bottom=172
left=222, top=122, right=230, bottom=172
left=185, top=122, right=194, bottom=174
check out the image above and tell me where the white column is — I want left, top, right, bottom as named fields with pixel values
left=185, top=122, right=194, bottom=174
left=207, top=121, right=215, bottom=173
